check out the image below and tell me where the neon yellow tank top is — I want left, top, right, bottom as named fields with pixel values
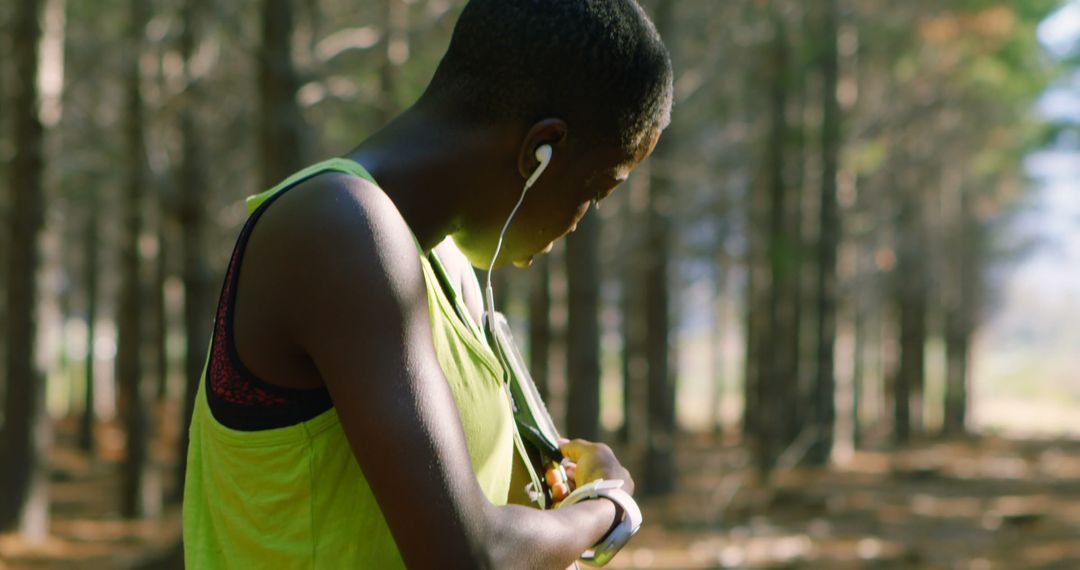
left=182, top=159, right=515, bottom=568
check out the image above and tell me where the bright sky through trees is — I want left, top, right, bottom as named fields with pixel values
left=1039, top=0, right=1080, bottom=55
left=976, top=2, right=1080, bottom=435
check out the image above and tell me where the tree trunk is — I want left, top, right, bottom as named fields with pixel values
left=642, top=175, right=674, bottom=495
left=565, top=209, right=602, bottom=441
left=642, top=126, right=676, bottom=495
left=892, top=192, right=927, bottom=444
left=851, top=293, right=865, bottom=447
left=0, top=0, right=48, bottom=536
left=749, top=10, right=790, bottom=477
left=528, top=255, right=551, bottom=400
left=619, top=261, right=646, bottom=446
left=118, top=0, right=153, bottom=519
left=943, top=310, right=969, bottom=435
left=176, top=0, right=212, bottom=498
left=146, top=27, right=170, bottom=405
left=849, top=172, right=870, bottom=448
left=630, top=0, right=673, bottom=498
left=619, top=173, right=649, bottom=447
left=153, top=220, right=170, bottom=401
left=709, top=256, right=729, bottom=437
left=943, top=185, right=975, bottom=436
left=378, top=0, right=408, bottom=124
left=785, top=9, right=812, bottom=449
left=79, top=190, right=100, bottom=453
left=259, top=0, right=305, bottom=189
left=742, top=255, right=763, bottom=447
left=762, top=13, right=789, bottom=454
left=807, top=0, right=840, bottom=466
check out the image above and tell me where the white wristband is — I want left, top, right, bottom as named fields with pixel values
left=556, top=480, right=643, bottom=566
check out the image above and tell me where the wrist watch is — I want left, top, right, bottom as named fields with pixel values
left=556, top=479, right=643, bottom=566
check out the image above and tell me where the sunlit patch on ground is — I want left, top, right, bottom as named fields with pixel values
left=3, top=423, right=1080, bottom=568
left=608, top=436, right=1080, bottom=569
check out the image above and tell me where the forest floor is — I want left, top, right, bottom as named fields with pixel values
left=614, top=433, right=1080, bottom=569
left=2, top=416, right=1080, bottom=569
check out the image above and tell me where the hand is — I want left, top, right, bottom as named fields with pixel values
left=545, top=461, right=571, bottom=503
left=558, top=438, right=635, bottom=497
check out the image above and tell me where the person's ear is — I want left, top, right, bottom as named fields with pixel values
left=518, top=118, right=568, bottom=183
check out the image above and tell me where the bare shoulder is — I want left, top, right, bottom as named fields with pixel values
left=248, top=171, right=428, bottom=348
left=269, top=171, right=415, bottom=256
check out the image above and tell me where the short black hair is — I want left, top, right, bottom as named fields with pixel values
left=423, top=0, right=673, bottom=153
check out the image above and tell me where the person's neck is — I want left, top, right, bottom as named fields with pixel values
left=345, top=103, right=502, bottom=252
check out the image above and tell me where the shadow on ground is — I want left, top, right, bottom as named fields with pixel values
left=613, top=435, right=1080, bottom=569
left=3, top=420, right=1080, bottom=569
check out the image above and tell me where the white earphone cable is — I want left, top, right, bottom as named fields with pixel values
left=484, top=177, right=534, bottom=319
left=485, top=145, right=550, bottom=320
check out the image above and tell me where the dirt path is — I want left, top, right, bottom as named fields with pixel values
left=3, top=425, right=1079, bottom=569
left=613, top=435, right=1080, bottom=569
left=0, top=415, right=183, bottom=570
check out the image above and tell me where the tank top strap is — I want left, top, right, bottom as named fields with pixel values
left=246, top=158, right=377, bottom=214
left=243, top=158, right=496, bottom=370
left=424, top=248, right=488, bottom=342
left=246, top=157, right=429, bottom=256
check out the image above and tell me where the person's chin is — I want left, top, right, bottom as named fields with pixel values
left=513, top=241, right=556, bottom=268
left=464, top=253, right=532, bottom=270
left=463, top=251, right=498, bottom=270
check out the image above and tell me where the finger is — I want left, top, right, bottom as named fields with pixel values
left=551, top=481, right=569, bottom=502
left=558, top=438, right=592, bottom=461
left=545, top=466, right=566, bottom=489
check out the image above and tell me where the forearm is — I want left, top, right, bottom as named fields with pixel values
left=485, top=500, right=616, bottom=569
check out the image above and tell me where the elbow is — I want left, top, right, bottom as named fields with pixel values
left=475, top=504, right=555, bottom=570
left=412, top=530, right=499, bottom=570
left=430, top=503, right=503, bottom=570
left=462, top=534, right=498, bottom=570
left=475, top=503, right=510, bottom=570
left=474, top=503, right=535, bottom=570
left=397, top=502, right=505, bottom=569
left=400, top=502, right=550, bottom=569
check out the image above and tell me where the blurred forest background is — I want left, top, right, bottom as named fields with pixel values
left=3, top=0, right=1080, bottom=568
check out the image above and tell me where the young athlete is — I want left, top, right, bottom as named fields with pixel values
left=182, top=0, right=673, bottom=567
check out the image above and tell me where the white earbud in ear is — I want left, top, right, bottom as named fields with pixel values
left=485, top=144, right=554, bottom=319
left=525, top=144, right=553, bottom=189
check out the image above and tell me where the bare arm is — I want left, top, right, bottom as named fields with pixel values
left=276, top=175, right=618, bottom=569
